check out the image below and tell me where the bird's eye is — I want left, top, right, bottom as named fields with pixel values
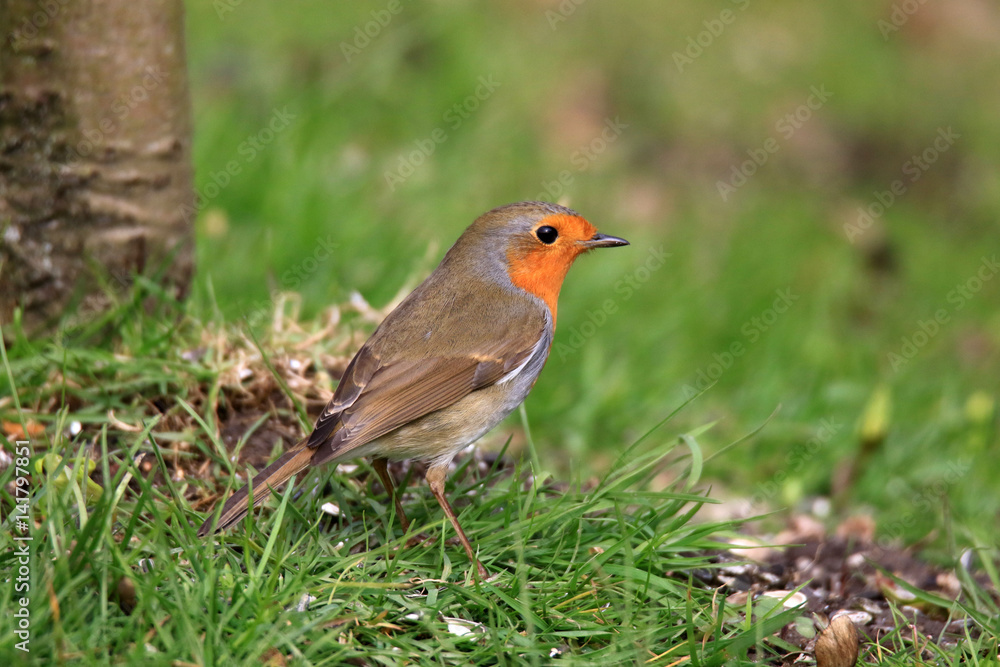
left=536, top=225, right=559, bottom=244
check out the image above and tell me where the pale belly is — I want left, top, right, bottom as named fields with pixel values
left=345, top=378, right=532, bottom=469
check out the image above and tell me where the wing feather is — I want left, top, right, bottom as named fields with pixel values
left=307, top=339, right=539, bottom=466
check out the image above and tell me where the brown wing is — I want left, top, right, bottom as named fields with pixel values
left=305, top=334, right=543, bottom=466
left=304, top=345, right=378, bottom=450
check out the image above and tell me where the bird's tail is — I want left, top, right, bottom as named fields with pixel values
left=197, top=444, right=315, bottom=537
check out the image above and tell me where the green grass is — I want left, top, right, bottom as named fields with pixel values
left=0, top=305, right=804, bottom=664
left=178, top=0, right=1000, bottom=554
left=1, top=296, right=997, bottom=664
left=2, top=0, right=999, bottom=662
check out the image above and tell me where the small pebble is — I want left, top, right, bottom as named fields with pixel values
left=815, top=614, right=860, bottom=667
left=761, top=590, right=807, bottom=609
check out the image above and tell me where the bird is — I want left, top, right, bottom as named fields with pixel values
left=198, top=201, right=629, bottom=579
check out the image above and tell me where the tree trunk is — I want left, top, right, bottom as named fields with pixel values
left=0, top=0, right=194, bottom=335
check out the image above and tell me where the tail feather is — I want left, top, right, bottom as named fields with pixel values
left=198, top=445, right=315, bottom=537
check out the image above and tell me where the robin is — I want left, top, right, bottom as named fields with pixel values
left=198, top=201, right=629, bottom=579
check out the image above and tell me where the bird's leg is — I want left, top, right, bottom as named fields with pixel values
left=425, top=464, right=489, bottom=580
left=372, top=457, right=410, bottom=532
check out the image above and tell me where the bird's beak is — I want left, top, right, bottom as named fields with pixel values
left=582, top=233, right=630, bottom=249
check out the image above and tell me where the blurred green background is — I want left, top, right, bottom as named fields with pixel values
left=184, top=1, right=1000, bottom=551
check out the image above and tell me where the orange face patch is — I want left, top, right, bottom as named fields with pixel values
left=506, top=214, right=598, bottom=325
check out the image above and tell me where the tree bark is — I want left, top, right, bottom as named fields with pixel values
left=0, top=0, right=194, bottom=335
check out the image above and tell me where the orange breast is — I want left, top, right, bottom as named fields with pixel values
left=506, top=214, right=596, bottom=326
